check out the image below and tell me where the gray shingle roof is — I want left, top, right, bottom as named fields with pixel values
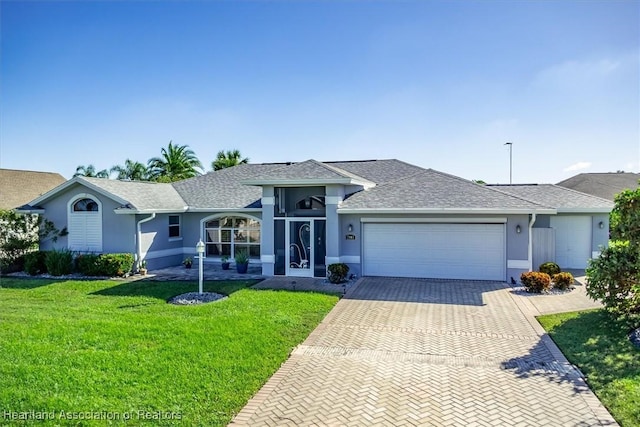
left=240, top=159, right=375, bottom=185
left=80, top=177, right=187, bottom=211
left=0, top=169, right=66, bottom=209
left=328, top=159, right=427, bottom=185
left=172, top=163, right=282, bottom=209
left=556, top=172, right=640, bottom=201
left=340, top=169, right=550, bottom=211
left=488, top=184, right=614, bottom=211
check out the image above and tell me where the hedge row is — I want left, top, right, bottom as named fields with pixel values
left=23, top=250, right=134, bottom=277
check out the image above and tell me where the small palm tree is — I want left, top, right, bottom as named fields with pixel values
left=73, top=164, right=109, bottom=178
left=110, top=159, right=149, bottom=181
left=211, top=149, right=249, bottom=171
left=147, top=141, right=203, bottom=182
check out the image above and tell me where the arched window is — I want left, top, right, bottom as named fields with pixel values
left=204, top=216, right=260, bottom=259
left=72, top=198, right=99, bottom=212
left=68, top=194, right=102, bottom=252
left=295, top=195, right=325, bottom=210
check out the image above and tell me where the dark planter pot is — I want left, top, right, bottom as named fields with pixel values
left=221, top=262, right=230, bottom=270
left=185, top=264, right=192, bottom=269
left=236, top=262, right=249, bottom=274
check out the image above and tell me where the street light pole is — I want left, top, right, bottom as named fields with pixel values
left=504, top=142, right=513, bottom=184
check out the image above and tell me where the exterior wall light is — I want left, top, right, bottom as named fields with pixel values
left=515, top=224, right=521, bottom=234
left=599, top=221, right=604, bottom=229
left=348, top=224, right=353, bottom=233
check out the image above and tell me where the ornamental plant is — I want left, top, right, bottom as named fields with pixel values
left=552, top=272, right=574, bottom=291
left=520, top=271, right=552, bottom=293
left=539, top=262, right=561, bottom=276
left=327, top=263, right=349, bottom=284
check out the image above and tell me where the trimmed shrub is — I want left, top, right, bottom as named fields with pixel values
left=539, top=262, right=561, bottom=276
left=586, top=241, right=639, bottom=321
left=24, top=251, right=48, bottom=276
left=75, top=253, right=102, bottom=276
left=45, top=249, right=74, bottom=276
left=97, top=253, right=134, bottom=277
left=327, top=263, right=350, bottom=284
left=520, top=271, right=552, bottom=293
left=552, top=272, right=575, bottom=291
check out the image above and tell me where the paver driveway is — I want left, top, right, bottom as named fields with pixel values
left=231, top=278, right=616, bottom=426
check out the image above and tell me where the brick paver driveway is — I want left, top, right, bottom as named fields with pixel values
left=231, top=278, right=616, bottom=426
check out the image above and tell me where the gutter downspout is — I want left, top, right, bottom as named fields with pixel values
left=527, top=213, right=537, bottom=271
left=136, top=213, right=156, bottom=268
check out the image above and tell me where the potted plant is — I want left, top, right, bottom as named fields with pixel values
left=139, top=260, right=148, bottom=276
left=183, top=257, right=193, bottom=269
left=234, top=250, right=249, bottom=274
left=221, top=255, right=230, bottom=270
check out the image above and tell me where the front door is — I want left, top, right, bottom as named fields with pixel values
left=285, top=218, right=326, bottom=277
left=287, top=220, right=312, bottom=277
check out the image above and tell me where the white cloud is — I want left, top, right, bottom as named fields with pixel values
left=563, top=161, right=592, bottom=172
left=535, top=58, right=621, bottom=89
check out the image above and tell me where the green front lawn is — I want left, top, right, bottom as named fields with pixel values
left=538, top=310, right=640, bottom=426
left=0, top=278, right=338, bottom=426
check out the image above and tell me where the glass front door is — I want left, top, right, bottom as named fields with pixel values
left=287, top=220, right=312, bottom=277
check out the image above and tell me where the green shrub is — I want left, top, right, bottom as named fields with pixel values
left=24, top=251, right=48, bottom=276
left=1, top=255, right=26, bottom=274
left=75, top=253, right=102, bottom=276
left=552, top=272, right=575, bottom=291
left=586, top=241, right=639, bottom=321
left=520, top=271, right=552, bottom=293
left=45, top=249, right=74, bottom=276
left=539, top=262, right=561, bottom=276
left=327, top=263, right=350, bottom=284
left=97, top=253, right=134, bottom=277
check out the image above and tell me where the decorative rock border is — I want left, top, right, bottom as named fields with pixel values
left=168, top=292, right=227, bottom=305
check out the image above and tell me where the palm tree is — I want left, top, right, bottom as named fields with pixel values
left=110, top=159, right=150, bottom=181
left=211, top=149, right=249, bottom=171
left=147, top=141, right=203, bottom=182
left=73, top=164, right=109, bottom=178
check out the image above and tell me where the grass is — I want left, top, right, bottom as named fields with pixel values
left=0, top=277, right=338, bottom=426
left=538, top=310, right=640, bottom=426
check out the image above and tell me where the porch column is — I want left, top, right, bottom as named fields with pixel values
left=325, top=185, right=344, bottom=266
left=260, top=186, right=275, bottom=276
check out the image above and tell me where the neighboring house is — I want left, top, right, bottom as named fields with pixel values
left=557, top=172, right=640, bottom=201
left=20, top=159, right=613, bottom=281
left=489, top=184, right=612, bottom=270
left=0, top=168, right=66, bottom=210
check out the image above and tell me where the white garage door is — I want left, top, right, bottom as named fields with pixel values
left=550, top=216, right=592, bottom=269
left=362, top=223, right=505, bottom=281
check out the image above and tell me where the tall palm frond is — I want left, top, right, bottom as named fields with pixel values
left=147, top=141, right=203, bottom=182
left=73, top=164, right=109, bottom=178
left=110, top=159, right=150, bottom=181
left=211, top=149, right=249, bottom=171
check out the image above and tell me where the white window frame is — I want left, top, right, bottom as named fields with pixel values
left=168, top=214, right=182, bottom=241
left=201, top=214, right=261, bottom=260
left=67, top=193, right=103, bottom=252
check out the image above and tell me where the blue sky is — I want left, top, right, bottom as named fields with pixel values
left=1, top=1, right=638, bottom=183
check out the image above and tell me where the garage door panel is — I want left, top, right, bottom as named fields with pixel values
left=363, top=223, right=505, bottom=281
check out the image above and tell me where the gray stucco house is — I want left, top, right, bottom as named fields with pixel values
left=22, top=159, right=613, bottom=281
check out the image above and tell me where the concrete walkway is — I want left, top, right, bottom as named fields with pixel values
left=231, top=277, right=616, bottom=426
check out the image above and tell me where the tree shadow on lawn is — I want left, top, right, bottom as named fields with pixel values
left=91, top=279, right=260, bottom=300
left=502, top=310, right=640, bottom=395
left=0, top=277, right=64, bottom=290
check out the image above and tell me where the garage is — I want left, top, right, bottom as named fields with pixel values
left=362, top=222, right=506, bottom=281
left=550, top=216, right=592, bottom=269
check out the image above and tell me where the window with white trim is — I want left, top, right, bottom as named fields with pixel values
left=204, top=216, right=260, bottom=259
left=169, top=215, right=181, bottom=238
left=68, top=195, right=102, bottom=252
